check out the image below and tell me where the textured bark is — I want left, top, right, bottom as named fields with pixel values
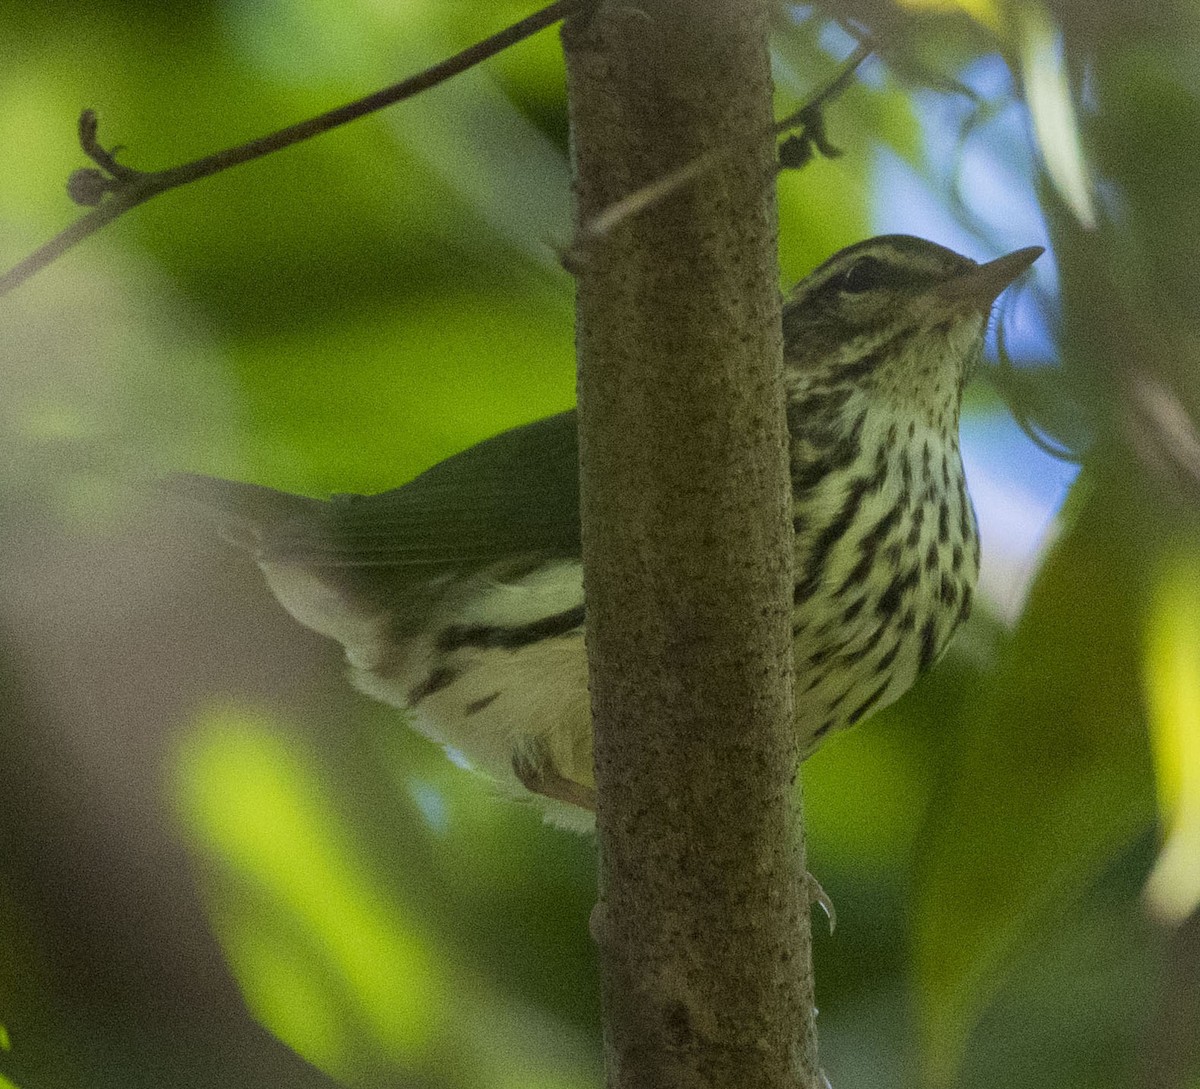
left=564, top=3, right=819, bottom=1087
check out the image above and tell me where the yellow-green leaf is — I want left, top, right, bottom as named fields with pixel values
left=1143, top=548, right=1200, bottom=923
left=1016, top=0, right=1097, bottom=228
left=173, top=708, right=449, bottom=1074
left=893, top=0, right=1004, bottom=36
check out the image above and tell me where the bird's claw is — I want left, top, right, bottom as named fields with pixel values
left=805, top=871, right=836, bottom=934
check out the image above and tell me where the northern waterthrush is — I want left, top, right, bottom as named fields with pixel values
left=173, top=235, right=1042, bottom=829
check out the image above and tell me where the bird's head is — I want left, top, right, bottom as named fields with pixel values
left=782, top=235, right=1043, bottom=432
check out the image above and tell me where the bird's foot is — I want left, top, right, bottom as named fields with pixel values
left=512, top=735, right=596, bottom=812
left=806, top=871, right=836, bottom=934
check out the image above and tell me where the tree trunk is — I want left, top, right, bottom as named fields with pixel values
left=563, top=2, right=819, bottom=1086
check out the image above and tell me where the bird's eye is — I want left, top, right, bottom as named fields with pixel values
left=839, top=256, right=888, bottom=294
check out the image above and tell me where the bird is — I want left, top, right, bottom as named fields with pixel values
left=169, top=235, right=1042, bottom=830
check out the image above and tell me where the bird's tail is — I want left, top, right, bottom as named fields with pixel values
left=159, top=473, right=323, bottom=552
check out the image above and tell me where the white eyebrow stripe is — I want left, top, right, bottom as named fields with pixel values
left=791, top=238, right=971, bottom=303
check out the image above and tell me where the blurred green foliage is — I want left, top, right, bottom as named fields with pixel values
left=2, top=1, right=1199, bottom=1088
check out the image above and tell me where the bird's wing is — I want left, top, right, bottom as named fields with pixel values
left=169, top=410, right=582, bottom=581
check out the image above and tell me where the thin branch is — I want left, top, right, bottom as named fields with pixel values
left=773, top=37, right=872, bottom=167
left=571, top=39, right=872, bottom=249
left=0, top=0, right=583, bottom=299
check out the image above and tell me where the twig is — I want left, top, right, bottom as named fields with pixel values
left=772, top=38, right=872, bottom=168
left=0, top=0, right=583, bottom=299
left=572, top=39, right=872, bottom=248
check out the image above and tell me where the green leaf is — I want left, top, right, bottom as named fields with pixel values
left=895, top=0, right=1005, bottom=37
left=1142, top=546, right=1200, bottom=924
left=911, top=463, right=1157, bottom=1086
left=1016, top=0, right=1097, bottom=228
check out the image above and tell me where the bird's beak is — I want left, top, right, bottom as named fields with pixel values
left=936, top=245, right=1045, bottom=310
